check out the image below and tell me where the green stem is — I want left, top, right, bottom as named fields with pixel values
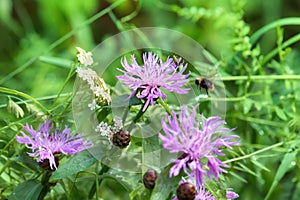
left=262, top=33, right=300, bottom=65
left=127, top=102, right=149, bottom=132
left=250, top=17, right=300, bottom=44
left=235, top=114, right=286, bottom=127
left=0, top=93, right=72, bottom=109
left=220, top=75, right=300, bottom=81
left=0, top=87, right=49, bottom=113
left=38, top=171, right=53, bottom=200
left=157, top=98, right=172, bottom=115
left=224, top=142, right=283, bottom=164
left=53, top=66, right=76, bottom=105
left=88, top=163, right=110, bottom=199
left=0, top=0, right=126, bottom=85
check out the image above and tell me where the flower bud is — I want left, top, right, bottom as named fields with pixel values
left=112, top=130, right=130, bottom=148
left=176, top=182, right=196, bottom=200
left=143, top=169, right=157, bottom=189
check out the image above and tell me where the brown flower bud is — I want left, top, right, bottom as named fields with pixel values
left=143, top=169, right=157, bottom=189
left=176, top=182, right=196, bottom=200
left=112, top=130, right=130, bottom=148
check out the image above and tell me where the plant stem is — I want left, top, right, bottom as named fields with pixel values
left=220, top=75, right=300, bottom=81
left=0, top=93, right=72, bottom=109
left=157, top=98, right=172, bottom=115
left=224, top=142, right=283, bottom=164
left=88, top=163, right=110, bottom=199
left=127, top=103, right=148, bottom=131
left=0, top=87, right=49, bottom=113
left=38, top=171, right=52, bottom=200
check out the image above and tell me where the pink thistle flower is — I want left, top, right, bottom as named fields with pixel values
left=159, top=105, right=240, bottom=188
left=16, top=121, right=93, bottom=170
left=117, top=52, right=190, bottom=111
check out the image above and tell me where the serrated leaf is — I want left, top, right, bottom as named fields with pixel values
left=50, top=150, right=97, bottom=181
left=265, top=151, right=297, bottom=200
left=275, top=107, right=287, bottom=121
left=9, top=179, right=43, bottom=200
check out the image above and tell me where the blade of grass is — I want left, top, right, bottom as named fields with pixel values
left=0, top=87, right=48, bottom=113
left=0, top=0, right=126, bottom=85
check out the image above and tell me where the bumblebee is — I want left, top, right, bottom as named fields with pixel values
left=195, top=77, right=214, bottom=95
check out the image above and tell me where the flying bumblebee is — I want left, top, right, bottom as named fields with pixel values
left=195, top=77, right=215, bottom=95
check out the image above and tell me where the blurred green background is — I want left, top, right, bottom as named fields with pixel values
left=1, top=0, right=300, bottom=199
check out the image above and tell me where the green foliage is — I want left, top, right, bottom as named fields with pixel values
left=50, top=150, right=97, bottom=182
left=1, top=0, right=300, bottom=199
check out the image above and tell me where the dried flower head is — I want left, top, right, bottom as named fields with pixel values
left=159, top=105, right=240, bottom=188
left=76, top=47, right=93, bottom=67
left=76, top=67, right=111, bottom=108
left=16, top=121, right=93, bottom=170
left=117, top=52, right=190, bottom=111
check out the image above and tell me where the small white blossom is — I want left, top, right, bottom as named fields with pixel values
left=88, top=99, right=98, bottom=110
left=76, top=67, right=111, bottom=106
left=95, top=117, right=123, bottom=141
left=76, top=47, right=93, bottom=67
left=95, top=121, right=113, bottom=140
left=113, top=117, right=123, bottom=131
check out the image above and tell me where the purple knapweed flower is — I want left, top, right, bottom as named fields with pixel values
left=226, top=188, right=239, bottom=199
left=16, top=121, right=93, bottom=170
left=159, top=105, right=240, bottom=188
left=195, top=186, right=216, bottom=200
left=117, top=52, right=190, bottom=111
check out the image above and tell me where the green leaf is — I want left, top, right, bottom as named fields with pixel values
left=129, top=96, right=143, bottom=106
left=39, top=56, right=73, bottom=69
left=129, top=185, right=144, bottom=199
left=229, top=171, right=247, bottom=183
left=253, top=101, right=262, bottom=111
left=69, top=185, right=87, bottom=200
left=9, top=179, right=43, bottom=200
left=150, top=165, right=181, bottom=200
left=275, top=107, right=287, bottom=121
left=251, top=159, right=270, bottom=172
left=243, top=98, right=253, bottom=114
left=235, top=163, right=257, bottom=177
left=50, top=150, right=97, bottom=181
left=110, top=95, right=142, bottom=108
left=96, top=107, right=111, bottom=122
left=265, top=151, right=297, bottom=200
